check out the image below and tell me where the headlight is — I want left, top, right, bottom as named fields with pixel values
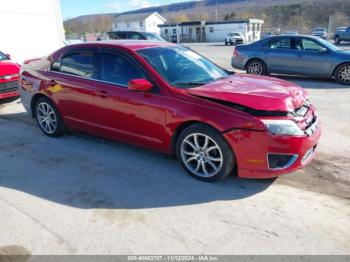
left=262, top=120, right=304, bottom=136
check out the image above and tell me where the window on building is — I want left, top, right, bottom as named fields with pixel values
left=189, top=28, right=193, bottom=34
left=173, top=29, right=177, bottom=34
left=164, top=29, right=169, bottom=34
left=126, top=22, right=130, bottom=28
left=210, top=27, right=214, bottom=33
left=140, top=21, right=143, bottom=27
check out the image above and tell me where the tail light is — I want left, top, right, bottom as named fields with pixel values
left=233, top=47, right=238, bottom=57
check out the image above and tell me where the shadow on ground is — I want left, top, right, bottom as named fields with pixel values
left=0, top=112, right=274, bottom=210
left=275, top=75, right=350, bottom=89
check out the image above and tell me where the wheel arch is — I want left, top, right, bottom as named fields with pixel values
left=332, top=62, right=350, bottom=77
left=171, top=121, right=221, bottom=155
left=30, top=93, right=55, bottom=118
left=244, top=57, right=268, bottom=71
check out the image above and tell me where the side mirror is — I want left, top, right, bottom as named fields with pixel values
left=128, top=79, right=153, bottom=92
left=6, top=54, right=11, bottom=60
left=318, top=48, right=327, bottom=53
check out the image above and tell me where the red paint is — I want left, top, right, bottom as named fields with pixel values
left=0, top=58, right=20, bottom=99
left=20, top=41, right=322, bottom=178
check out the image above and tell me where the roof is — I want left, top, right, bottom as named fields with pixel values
left=63, top=40, right=175, bottom=52
left=159, top=19, right=264, bottom=27
left=114, top=12, right=166, bottom=23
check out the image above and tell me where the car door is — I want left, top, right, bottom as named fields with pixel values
left=261, top=37, right=296, bottom=74
left=91, top=48, right=169, bottom=151
left=292, top=37, right=332, bottom=76
left=42, top=48, right=100, bottom=131
left=345, top=27, right=350, bottom=41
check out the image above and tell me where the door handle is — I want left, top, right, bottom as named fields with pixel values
left=95, top=90, right=109, bottom=98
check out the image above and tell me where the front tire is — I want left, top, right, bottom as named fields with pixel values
left=35, top=97, right=65, bottom=137
left=334, top=63, right=350, bottom=85
left=246, top=59, right=267, bottom=75
left=176, top=124, right=235, bottom=182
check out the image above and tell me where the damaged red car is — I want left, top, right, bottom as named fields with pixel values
left=20, top=41, right=321, bottom=181
left=0, top=51, right=20, bottom=100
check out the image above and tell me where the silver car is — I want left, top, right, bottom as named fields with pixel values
left=311, top=28, right=328, bottom=39
left=231, top=35, right=350, bottom=85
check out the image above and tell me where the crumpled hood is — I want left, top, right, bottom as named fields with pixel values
left=0, top=60, right=20, bottom=76
left=187, top=74, right=308, bottom=112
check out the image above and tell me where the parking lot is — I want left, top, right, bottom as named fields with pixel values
left=0, top=43, right=350, bottom=255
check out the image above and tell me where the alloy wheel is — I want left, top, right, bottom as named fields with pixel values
left=36, top=102, right=58, bottom=135
left=338, top=65, right=350, bottom=83
left=247, top=62, right=263, bottom=75
left=180, top=133, right=223, bottom=178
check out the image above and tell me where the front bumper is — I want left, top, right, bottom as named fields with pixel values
left=223, top=123, right=322, bottom=179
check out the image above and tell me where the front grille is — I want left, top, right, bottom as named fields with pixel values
left=0, top=81, right=18, bottom=94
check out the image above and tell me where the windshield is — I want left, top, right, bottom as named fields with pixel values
left=137, top=46, right=229, bottom=88
left=143, top=33, right=166, bottom=42
left=0, top=52, right=9, bottom=61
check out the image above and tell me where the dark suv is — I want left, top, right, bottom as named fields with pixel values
left=108, top=31, right=166, bottom=42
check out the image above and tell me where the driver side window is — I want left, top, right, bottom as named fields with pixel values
left=300, top=39, right=323, bottom=51
left=99, top=52, right=147, bottom=87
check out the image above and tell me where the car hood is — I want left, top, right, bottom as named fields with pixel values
left=0, top=60, right=20, bottom=76
left=187, top=74, right=308, bottom=112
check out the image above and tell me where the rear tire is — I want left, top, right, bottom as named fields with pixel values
left=246, top=59, right=267, bottom=75
left=334, top=63, right=350, bottom=85
left=176, top=123, right=235, bottom=182
left=34, top=97, right=65, bottom=137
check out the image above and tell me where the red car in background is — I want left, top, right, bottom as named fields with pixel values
left=0, top=51, right=20, bottom=100
left=19, top=41, right=321, bottom=182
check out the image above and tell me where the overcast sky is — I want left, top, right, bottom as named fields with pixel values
left=60, top=0, right=193, bottom=19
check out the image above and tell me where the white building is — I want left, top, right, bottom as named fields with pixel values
left=112, top=12, right=166, bottom=34
left=0, top=0, right=65, bottom=63
left=159, top=19, right=264, bottom=43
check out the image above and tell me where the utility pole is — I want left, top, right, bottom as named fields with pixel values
left=328, top=15, right=333, bottom=40
left=215, top=0, right=218, bottom=22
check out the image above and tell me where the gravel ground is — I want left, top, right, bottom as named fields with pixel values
left=0, top=43, right=349, bottom=255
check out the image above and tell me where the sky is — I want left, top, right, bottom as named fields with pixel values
left=60, top=0, right=192, bottom=20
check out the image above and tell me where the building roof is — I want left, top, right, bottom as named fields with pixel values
left=159, top=19, right=264, bottom=27
left=114, top=12, right=166, bottom=23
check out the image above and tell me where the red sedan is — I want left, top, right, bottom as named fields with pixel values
left=20, top=41, right=321, bottom=181
left=0, top=51, right=20, bottom=100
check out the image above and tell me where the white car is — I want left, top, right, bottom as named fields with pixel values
left=311, top=27, right=328, bottom=39
left=225, top=32, right=244, bottom=45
